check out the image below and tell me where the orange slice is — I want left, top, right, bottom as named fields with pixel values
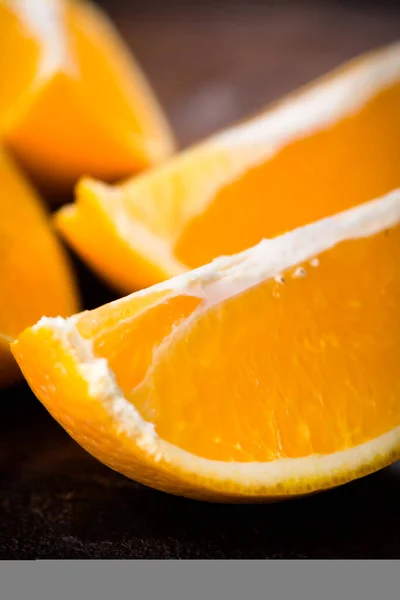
left=0, top=147, right=79, bottom=387
left=12, top=190, right=400, bottom=501
left=0, top=0, right=175, bottom=193
left=56, top=42, right=400, bottom=292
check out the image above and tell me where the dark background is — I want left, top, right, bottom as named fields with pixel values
left=92, top=0, right=400, bottom=148
left=1, top=0, right=400, bottom=559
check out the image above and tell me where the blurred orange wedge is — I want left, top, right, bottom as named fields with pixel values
left=0, top=148, right=79, bottom=387
left=0, top=0, right=175, bottom=193
left=56, top=42, right=400, bottom=292
left=12, top=190, right=400, bottom=501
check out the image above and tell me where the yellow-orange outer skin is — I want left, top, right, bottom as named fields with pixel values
left=12, top=190, right=400, bottom=502
left=12, top=319, right=400, bottom=503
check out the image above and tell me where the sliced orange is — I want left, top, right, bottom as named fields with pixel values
left=0, top=0, right=174, bottom=193
left=12, top=190, right=400, bottom=501
left=56, top=42, right=400, bottom=292
left=0, top=147, right=79, bottom=386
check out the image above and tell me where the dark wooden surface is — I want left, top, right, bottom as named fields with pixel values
left=107, top=0, right=400, bottom=148
left=1, top=1, right=400, bottom=559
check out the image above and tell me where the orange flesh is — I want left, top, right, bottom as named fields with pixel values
left=175, top=82, right=400, bottom=268
left=77, top=223, right=400, bottom=463
left=0, top=151, right=78, bottom=340
left=6, top=6, right=154, bottom=183
left=0, top=6, right=41, bottom=126
left=69, top=2, right=168, bottom=147
left=1, top=0, right=174, bottom=191
left=0, top=148, right=79, bottom=385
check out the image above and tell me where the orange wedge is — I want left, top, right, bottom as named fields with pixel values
left=0, top=0, right=174, bottom=193
left=56, top=42, right=400, bottom=292
left=12, top=190, right=400, bottom=501
left=0, top=148, right=79, bottom=387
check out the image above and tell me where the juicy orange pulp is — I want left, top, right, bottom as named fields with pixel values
left=0, top=0, right=174, bottom=192
left=11, top=191, right=400, bottom=500
left=56, top=45, right=400, bottom=293
left=0, top=148, right=79, bottom=385
left=0, top=3, right=41, bottom=123
left=175, top=81, right=400, bottom=268
left=75, top=220, right=400, bottom=463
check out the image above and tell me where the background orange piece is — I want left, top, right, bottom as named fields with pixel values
left=0, top=0, right=175, bottom=194
left=0, top=148, right=79, bottom=386
left=56, top=42, right=400, bottom=292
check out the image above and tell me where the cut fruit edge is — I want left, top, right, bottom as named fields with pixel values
left=13, top=189, right=400, bottom=500
left=72, top=0, right=176, bottom=164
left=0, top=145, right=80, bottom=386
left=0, top=0, right=72, bottom=134
left=56, top=41, right=400, bottom=289
left=1, top=0, right=175, bottom=169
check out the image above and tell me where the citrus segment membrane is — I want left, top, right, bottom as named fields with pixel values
left=57, top=42, right=400, bottom=290
left=175, top=81, right=400, bottom=268
left=75, top=221, right=400, bottom=463
left=71, top=190, right=400, bottom=463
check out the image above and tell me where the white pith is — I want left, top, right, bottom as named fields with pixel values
left=74, top=41, right=400, bottom=280
left=1, top=0, right=76, bottom=134
left=5, top=0, right=172, bottom=163
left=12, top=0, right=73, bottom=78
left=34, top=189, right=400, bottom=493
left=216, top=42, right=400, bottom=152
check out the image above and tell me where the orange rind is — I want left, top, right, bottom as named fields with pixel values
left=57, top=42, right=400, bottom=291
left=12, top=190, right=400, bottom=501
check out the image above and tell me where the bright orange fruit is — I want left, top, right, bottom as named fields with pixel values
left=0, top=0, right=175, bottom=193
left=12, top=190, right=400, bottom=501
left=0, top=148, right=79, bottom=386
left=56, top=42, right=400, bottom=292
